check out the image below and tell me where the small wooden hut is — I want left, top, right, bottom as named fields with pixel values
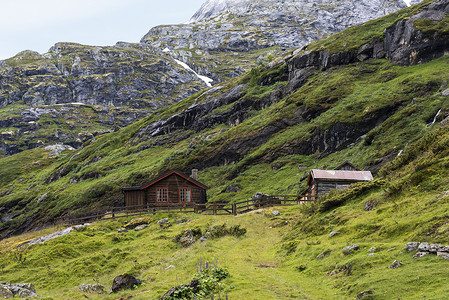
left=305, top=162, right=373, bottom=198
left=122, top=169, right=208, bottom=207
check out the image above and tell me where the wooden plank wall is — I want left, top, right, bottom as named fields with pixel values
left=145, top=173, right=202, bottom=204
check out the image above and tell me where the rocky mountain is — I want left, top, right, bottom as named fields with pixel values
left=0, top=0, right=407, bottom=156
left=0, top=0, right=448, bottom=240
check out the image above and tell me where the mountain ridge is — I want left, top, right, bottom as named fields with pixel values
left=0, top=0, right=408, bottom=156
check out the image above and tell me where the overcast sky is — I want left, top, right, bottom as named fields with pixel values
left=0, top=0, right=206, bottom=60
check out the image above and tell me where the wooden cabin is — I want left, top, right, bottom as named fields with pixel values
left=305, top=163, right=373, bottom=198
left=122, top=169, right=208, bottom=207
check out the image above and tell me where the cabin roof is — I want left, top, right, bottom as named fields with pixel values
left=334, top=160, right=360, bottom=171
left=308, top=169, right=373, bottom=185
left=122, top=169, right=208, bottom=191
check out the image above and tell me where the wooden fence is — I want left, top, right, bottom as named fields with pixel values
left=57, top=194, right=316, bottom=225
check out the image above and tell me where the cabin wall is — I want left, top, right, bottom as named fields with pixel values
left=124, top=190, right=145, bottom=207
left=316, top=180, right=359, bottom=196
left=145, top=174, right=203, bottom=204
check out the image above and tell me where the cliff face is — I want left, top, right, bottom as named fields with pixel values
left=141, top=0, right=407, bottom=82
left=0, top=0, right=409, bottom=157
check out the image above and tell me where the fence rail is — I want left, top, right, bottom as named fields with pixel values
left=58, top=194, right=316, bottom=225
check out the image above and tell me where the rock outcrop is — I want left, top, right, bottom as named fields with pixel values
left=0, top=0, right=410, bottom=156
left=0, top=282, right=39, bottom=298
left=109, top=274, right=141, bottom=293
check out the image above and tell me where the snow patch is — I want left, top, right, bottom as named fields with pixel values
left=174, top=59, right=213, bottom=87
left=162, top=48, right=171, bottom=53
left=404, top=0, right=411, bottom=6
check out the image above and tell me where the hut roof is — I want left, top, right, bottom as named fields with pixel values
left=308, top=169, right=373, bottom=185
left=334, top=160, right=360, bottom=171
left=122, top=169, right=208, bottom=191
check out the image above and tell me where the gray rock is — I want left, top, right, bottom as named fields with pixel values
left=364, top=199, right=378, bottom=211
left=157, top=218, right=169, bottom=225
left=44, top=144, right=75, bottom=157
left=405, top=242, right=419, bottom=252
left=78, top=284, right=105, bottom=293
left=176, top=218, right=190, bottom=224
left=357, top=290, right=374, bottom=299
left=369, top=247, right=376, bottom=253
left=368, top=253, right=375, bottom=256
left=441, top=89, right=449, bottom=97
left=429, top=244, right=441, bottom=253
left=117, top=228, right=127, bottom=233
left=414, top=252, right=429, bottom=258
left=418, top=242, right=430, bottom=252
left=329, top=231, right=340, bottom=238
left=134, top=225, right=148, bottom=231
left=437, top=252, right=449, bottom=260
left=37, top=193, right=48, bottom=204
left=178, top=229, right=196, bottom=247
left=342, top=244, right=360, bottom=255
left=272, top=211, right=280, bottom=216
left=0, top=282, right=38, bottom=298
left=388, top=260, right=402, bottom=269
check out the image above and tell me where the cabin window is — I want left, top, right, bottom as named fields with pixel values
left=156, top=188, right=168, bottom=202
left=179, top=188, right=192, bottom=203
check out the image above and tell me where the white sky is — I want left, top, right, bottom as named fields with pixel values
left=0, top=0, right=206, bottom=60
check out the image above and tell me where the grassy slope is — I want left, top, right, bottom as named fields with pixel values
left=1, top=127, right=449, bottom=300
left=1, top=52, right=447, bottom=234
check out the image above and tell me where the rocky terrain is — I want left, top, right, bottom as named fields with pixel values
left=0, top=0, right=408, bottom=156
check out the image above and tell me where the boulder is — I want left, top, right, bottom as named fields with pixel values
left=157, top=218, right=169, bottom=226
left=405, top=242, right=419, bottom=252
left=441, top=88, right=449, bottom=97
left=414, top=252, right=429, bottom=258
left=0, top=282, right=38, bottom=298
left=388, top=260, right=402, bottom=269
left=357, top=290, right=374, bottom=299
left=272, top=211, right=280, bottom=216
left=437, top=252, right=449, bottom=260
left=429, top=244, right=440, bottom=253
left=418, top=242, right=430, bottom=252
left=124, top=217, right=152, bottom=229
left=342, top=244, right=359, bottom=255
left=329, top=231, right=339, bottom=238
left=135, top=225, right=148, bottom=231
left=78, top=284, right=105, bottom=293
left=109, top=274, right=141, bottom=294
left=178, top=229, right=196, bottom=247
left=369, top=247, right=376, bottom=253
left=364, top=199, right=378, bottom=211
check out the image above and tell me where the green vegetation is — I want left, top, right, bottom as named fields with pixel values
left=1, top=1, right=449, bottom=297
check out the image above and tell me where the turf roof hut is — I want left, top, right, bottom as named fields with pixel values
left=122, top=169, right=208, bottom=207
left=306, top=163, right=373, bottom=198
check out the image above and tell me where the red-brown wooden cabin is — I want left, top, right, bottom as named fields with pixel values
left=122, top=169, right=208, bottom=207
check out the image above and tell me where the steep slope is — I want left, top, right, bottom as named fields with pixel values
left=0, top=0, right=407, bottom=156
left=0, top=124, right=448, bottom=299
left=0, top=0, right=448, bottom=240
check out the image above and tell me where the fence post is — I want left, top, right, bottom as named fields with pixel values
left=232, top=203, right=237, bottom=216
left=214, top=204, right=217, bottom=215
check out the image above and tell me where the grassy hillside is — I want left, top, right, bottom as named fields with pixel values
left=1, top=0, right=449, bottom=240
left=0, top=1, right=449, bottom=296
left=0, top=124, right=448, bottom=299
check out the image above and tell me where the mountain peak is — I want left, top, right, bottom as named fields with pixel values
left=189, top=0, right=408, bottom=23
